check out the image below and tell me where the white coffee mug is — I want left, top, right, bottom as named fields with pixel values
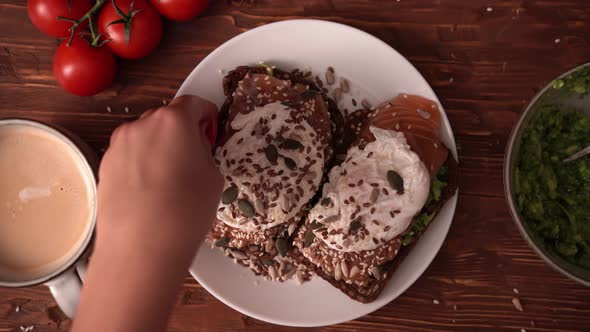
left=0, top=119, right=98, bottom=318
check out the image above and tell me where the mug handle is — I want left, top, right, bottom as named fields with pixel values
left=45, top=266, right=82, bottom=318
left=76, top=259, right=88, bottom=282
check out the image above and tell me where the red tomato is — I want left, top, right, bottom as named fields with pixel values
left=27, top=0, right=92, bottom=37
left=53, top=37, right=117, bottom=96
left=149, top=0, right=208, bottom=22
left=98, top=0, right=163, bottom=59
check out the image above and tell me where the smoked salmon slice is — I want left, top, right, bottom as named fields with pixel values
left=358, top=94, right=448, bottom=176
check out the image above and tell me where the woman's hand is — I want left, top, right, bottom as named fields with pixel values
left=72, top=95, right=222, bottom=332
left=97, top=94, right=223, bottom=257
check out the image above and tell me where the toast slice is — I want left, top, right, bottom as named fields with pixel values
left=207, top=65, right=343, bottom=282
left=293, top=94, right=458, bottom=302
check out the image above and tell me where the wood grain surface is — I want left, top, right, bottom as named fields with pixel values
left=1, top=0, right=590, bottom=331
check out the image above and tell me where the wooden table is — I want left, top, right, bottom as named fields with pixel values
left=2, top=0, right=590, bottom=331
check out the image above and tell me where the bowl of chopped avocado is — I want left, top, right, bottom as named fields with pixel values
left=505, top=63, right=590, bottom=286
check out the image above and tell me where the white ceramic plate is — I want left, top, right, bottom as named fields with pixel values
left=177, top=19, right=458, bottom=327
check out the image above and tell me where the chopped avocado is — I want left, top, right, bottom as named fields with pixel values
left=514, top=104, right=590, bottom=269
left=402, top=212, right=434, bottom=246
left=402, top=166, right=448, bottom=246
left=552, top=66, right=590, bottom=96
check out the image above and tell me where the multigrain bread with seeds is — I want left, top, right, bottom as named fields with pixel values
left=293, top=94, right=458, bottom=302
left=207, top=65, right=343, bottom=282
left=218, top=66, right=344, bottom=155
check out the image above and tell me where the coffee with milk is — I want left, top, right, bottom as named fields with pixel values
left=0, top=123, right=94, bottom=281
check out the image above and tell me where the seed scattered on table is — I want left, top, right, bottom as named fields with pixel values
left=512, top=297, right=524, bottom=312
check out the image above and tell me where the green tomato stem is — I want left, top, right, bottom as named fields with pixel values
left=87, top=15, right=98, bottom=46
left=58, top=0, right=108, bottom=47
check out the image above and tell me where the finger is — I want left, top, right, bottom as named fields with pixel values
left=139, top=108, right=157, bottom=119
left=97, top=146, right=113, bottom=183
left=200, top=110, right=218, bottom=146
left=168, top=94, right=217, bottom=115
left=110, top=122, right=128, bottom=146
left=168, top=94, right=219, bottom=145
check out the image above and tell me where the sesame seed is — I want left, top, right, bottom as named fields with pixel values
left=433, top=299, right=440, bottom=304
left=486, top=6, right=493, bottom=12
left=106, top=106, right=112, bottom=112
